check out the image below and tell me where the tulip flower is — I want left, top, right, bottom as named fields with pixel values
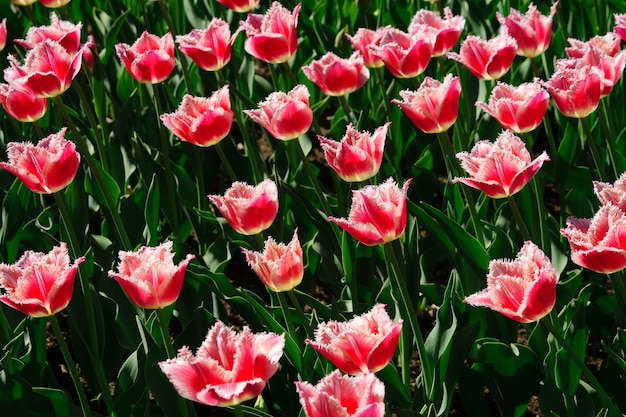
left=453, top=131, right=550, bottom=198
left=542, top=61, right=602, bottom=118
left=318, top=122, right=389, bottom=182
left=244, top=84, right=313, bottom=141
left=0, top=243, right=84, bottom=318
left=15, top=13, right=82, bottom=54
left=594, top=172, right=626, bottom=211
left=408, top=7, right=466, bottom=57
left=240, top=2, right=301, bottom=64
left=392, top=74, right=461, bottom=134
left=295, top=370, right=385, bottom=417
left=615, top=13, right=626, bottom=43
left=176, top=19, right=237, bottom=72
left=160, top=86, right=233, bottom=147
left=108, top=241, right=195, bottom=310
left=346, top=27, right=391, bottom=68
left=11, top=0, right=37, bottom=5
left=159, top=321, right=285, bottom=406
left=216, top=0, right=259, bottom=13
left=242, top=230, right=304, bottom=292
left=0, top=83, right=48, bottom=122
left=302, top=52, right=369, bottom=96
left=464, top=241, right=558, bottom=323
left=475, top=79, right=550, bottom=133
left=39, top=0, right=71, bottom=7
left=497, top=2, right=559, bottom=58
left=0, top=128, right=80, bottom=194
left=115, top=31, right=175, bottom=84
left=447, top=32, right=517, bottom=80
left=208, top=179, right=279, bottom=235
left=305, top=304, right=402, bottom=374
left=329, top=178, right=411, bottom=246
left=369, top=28, right=434, bottom=78
left=0, top=19, right=6, bottom=52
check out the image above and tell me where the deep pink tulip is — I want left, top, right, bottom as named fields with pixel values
left=615, top=13, right=626, bottom=42
left=346, top=27, right=391, bottom=68
left=392, top=74, right=461, bottom=134
left=0, top=243, right=84, bottom=318
left=115, top=31, right=175, bottom=84
left=176, top=19, right=237, bottom=72
left=108, top=241, right=194, bottom=310
left=208, top=179, right=279, bottom=235
left=242, top=230, right=303, bottom=292
left=0, top=128, right=80, bottom=194
left=369, top=28, right=433, bottom=78
left=561, top=204, right=626, bottom=274
left=302, top=52, right=369, bottom=96
left=0, top=83, right=47, bottom=122
left=408, top=7, right=465, bottom=57
left=305, top=304, right=402, bottom=374
left=244, top=84, right=312, bottom=141
left=161, top=86, right=233, bottom=147
left=216, top=0, right=259, bottom=13
left=0, top=19, right=6, bottom=52
left=39, top=0, right=71, bottom=7
left=318, top=122, right=389, bottom=182
left=447, top=32, right=517, bottom=80
left=295, top=370, right=385, bottom=417
left=497, top=2, right=559, bottom=58
left=464, top=241, right=558, bottom=323
left=594, top=173, right=626, bottom=212
left=453, top=131, right=550, bottom=198
left=542, top=61, right=602, bottom=118
left=15, top=13, right=82, bottom=54
left=476, top=79, right=549, bottom=133
left=240, top=2, right=300, bottom=64
left=329, top=178, right=411, bottom=246
left=159, top=321, right=285, bottom=406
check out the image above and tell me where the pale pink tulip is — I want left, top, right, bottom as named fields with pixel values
left=11, top=0, right=37, bottom=5
left=615, top=13, right=626, bottom=43
left=542, top=61, right=602, bottom=118
left=566, top=33, right=621, bottom=58
left=346, top=27, right=391, bottom=68
left=464, top=241, right=558, bottom=323
left=0, top=83, right=48, bottom=122
left=594, top=173, right=626, bottom=212
left=176, top=19, right=237, bottom=72
left=159, top=321, right=285, bottom=406
left=0, top=243, right=84, bottom=318
left=302, top=52, right=369, bottom=96
left=15, top=13, right=82, bottom=54
left=108, top=241, right=195, bottom=310
left=115, top=31, right=175, bottom=84
left=447, top=32, right=517, bottom=80
left=497, top=2, right=559, bottom=58
left=408, top=7, right=465, bottom=57
left=453, top=131, right=550, bottom=198
left=369, top=28, right=434, bottom=78
left=216, top=0, right=259, bottom=13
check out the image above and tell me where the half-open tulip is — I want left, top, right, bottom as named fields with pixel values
left=159, top=321, right=285, bottom=406
left=369, top=28, right=433, bottom=78
left=108, top=241, right=194, bottom=310
left=216, top=0, right=259, bottom=13
left=15, top=13, right=82, bottom=54
left=244, top=84, right=312, bottom=141
left=0, top=128, right=80, bottom=194
left=476, top=79, right=549, bottom=133
left=408, top=7, right=465, bottom=57
left=208, top=179, right=279, bottom=235
left=329, top=178, right=411, bottom=246
left=161, top=86, right=233, bottom=147
left=11, top=0, right=37, bottom=5
left=346, top=27, right=391, bottom=68
left=464, top=241, right=558, bottom=323
left=594, top=172, right=626, bottom=211
left=0, top=243, right=84, bottom=318
left=0, top=19, right=6, bottom=52
left=497, top=2, right=559, bottom=58
left=115, top=31, right=175, bottom=84
left=242, top=230, right=303, bottom=292
left=318, top=122, right=389, bottom=182
left=240, top=2, right=300, bottom=64
left=447, top=32, right=517, bottom=80
left=0, top=83, right=48, bottom=122
left=542, top=60, right=602, bottom=118
left=176, top=19, right=237, bottom=72
left=302, top=52, right=369, bottom=96
left=305, top=304, right=402, bottom=374
left=615, top=13, right=626, bottom=43
left=392, top=74, right=461, bottom=134
left=453, top=131, right=550, bottom=198
left=295, top=370, right=385, bottom=417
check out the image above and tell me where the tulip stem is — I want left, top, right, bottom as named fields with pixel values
left=598, top=100, right=620, bottom=179
left=281, top=62, right=299, bottom=88
left=49, top=315, right=92, bottom=417
left=580, top=116, right=608, bottom=182
left=72, top=80, right=109, bottom=173
left=288, top=289, right=314, bottom=339
left=277, top=291, right=298, bottom=338
left=233, top=404, right=245, bottom=417
left=337, top=95, right=358, bottom=125
left=215, top=142, right=239, bottom=182
left=609, top=271, right=626, bottom=325
left=156, top=0, right=193, bottom=93
left=374, top=67, right=391, bottom=116
left=506, top=195, right=532, bottom=242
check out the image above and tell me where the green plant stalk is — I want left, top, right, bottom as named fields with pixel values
left=598, top=99, right=619, bottom=179
left=288, top=289, right=314, bottom=339
left=338, top=95, right=358, bottom=125
left=72, top=80, right=109, bottom=173
left=233, top=403, right=245, bottom=417
left=277, top=291, right=298, bottom=341
left=609, top=271, right=626, bottom=324
left=580, top=116, right=608, bottom=182
left=506, top=195, right=532, bottom=242
left=156, top=0, right=192, bottom=93
left=281, top=62, right=299, bottom=88
left=214, top=142, right=239, bottom=182
left=374, top=67, right=391, bottom=116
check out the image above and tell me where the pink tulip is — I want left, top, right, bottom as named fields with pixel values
left=329, top=178, right=411, bottom=246
left=240, top=2, right=301, bottom=64
left=447, top=32, right=517, bottom=80
left=0, top=128, right=80, bottom=194
left=497, top=2, right=559, bottom=58
left=594, top=173, right=626, bottom=212
left=295, top=370, right=385, bottom=417
left=318, top=122, right=389, bottom=182
left=11, top=0, right=37, bottom=5
left=108, top=241, right=195, bottom=310
left=346, top=27, right=391, bottom=68
left=0, top=243, right=84, bottom=318
left=566, top=33, right=621, bottom=58
left=408, top=7, right=465, bottom=57
left=159, top=321, right=285, bottom=406
left=561, top=204, right=626, bottom=274
left=242, top=230, right=303, bottom=292
left=464, top=241, right=558, bottom=323
left=542, top=60, right=602, bottom=118
left=0, top=83, right=48, bottom=122
left=392, top=74, right=461, bottom=134
left=369, top=28, right=433, bottom=78
left=15, top=13, right=82, bottom=54
left=244, top=84, right=313, bottom=141
left=161, top=86, right=233, bottom=147
left=115, top=31, right=175, bottom=84
left=305, top=304, right=402, bottom=374
left=615, top=13, right=626, bottom=43
left=208, top=179, right=279, bottom=235
left=453, top=131, right=550, bottom=198
left=216, top=0, right=259, bottom=13
left=475, top=79, right=549, bottom=133
left=176, top=19, right=237, bottom=72
left=302, top=52, right=369, bottom=96
left=39, top=0, right=71, bottom=7
left=0, top=19, right=6, bottom=52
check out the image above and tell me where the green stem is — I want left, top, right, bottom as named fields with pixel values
left=506, top=195, right=532, bottom=242
left=281, top=62, right=299, bottom=88
left=598, top=99, right=619, bottom=179
left=277, top=291, right=297, bottom=338
left=580, top=117, right=608, bottom=182
left=156, top=0, right=193, bottom=93
left=49, top=315, right=92, bottom=417
left=214, top=142, right=238, bottom=182
left=72, top=81, right=109, bottom=172
left=337, top=95, right=357, bottom=125
left=233, top=403, right=245, bottom=417
left=374, top=67, right=391, bottom=116
left=609, top=271, right=626, bottom=325
left=253, top=233, right=265, bottom=250
left=287, top=289, right=314, bottom=339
